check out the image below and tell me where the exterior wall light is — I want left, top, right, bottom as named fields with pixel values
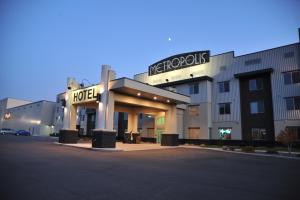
left=137, top=92, right=141, bottom=96
left=153, top=96, right=157, bottom=100
left=190, top=74, right=194, bottom=78
left=61, top=99, right=66, bottom=108
left=166, top=99, right=170, bottom=103
left=165, top=79, right=169, bottom=82
left=96, top=93, right=101, bottom=103
left=67, top=86, right=71, bottom=90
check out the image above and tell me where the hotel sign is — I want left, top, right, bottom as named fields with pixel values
left=72, top=85, right=100, bottom=104
left=148, top=51, right=210, bottom=76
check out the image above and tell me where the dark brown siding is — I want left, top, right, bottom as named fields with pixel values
left=239, top=73, right=275, bottom=141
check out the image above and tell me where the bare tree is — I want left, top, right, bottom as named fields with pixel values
left=277, top=128, right=298, bottom=155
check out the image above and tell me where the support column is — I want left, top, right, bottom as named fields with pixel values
left=59, top=78, right=79, bottom=144
left=92, top=65, right=117, bottom=148
left=124, top=111, right=140, bottom=143
left=161, top=105, right=179, bottom=146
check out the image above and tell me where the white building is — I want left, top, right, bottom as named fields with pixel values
left=0, top=98, right=57, bottom=136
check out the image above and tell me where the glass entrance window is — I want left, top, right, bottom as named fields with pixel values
left=218, top=128, right=232, bottom=139
left=251, top=128, right=267, bottom=140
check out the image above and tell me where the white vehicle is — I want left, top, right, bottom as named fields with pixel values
left=0, top=128, right=15, bottom=135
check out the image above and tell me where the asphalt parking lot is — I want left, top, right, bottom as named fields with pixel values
left=0, top=135, right=299, bottom=200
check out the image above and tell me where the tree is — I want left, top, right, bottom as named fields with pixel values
left=276, top=128, right=298, bottom=155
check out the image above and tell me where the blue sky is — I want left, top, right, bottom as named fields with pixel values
left=1, top=0, right=300, bottom=102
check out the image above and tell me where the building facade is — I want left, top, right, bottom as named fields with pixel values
left=134, top=35, right=300, bottom=142
left=1, top=98, right=57, bottom=136
left=55, top=30, right=300, bottom=145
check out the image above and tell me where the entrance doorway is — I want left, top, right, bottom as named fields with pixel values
left=86, top=109, right=96, bottom=137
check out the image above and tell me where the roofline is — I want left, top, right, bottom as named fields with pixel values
left=0, top=97, right=33, bottom=103
left=234, top=42, right=299, bottom=58
left=6, top=100, right=57, bottom=110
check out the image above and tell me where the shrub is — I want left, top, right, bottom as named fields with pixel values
left=241, top=146, right=255, bottom=153
left=200, top=144, right=206, bottom=147
left=277, top=128, right=297, bottom=155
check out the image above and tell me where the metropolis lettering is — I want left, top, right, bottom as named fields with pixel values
left=148, top=51, right=210, bottom=76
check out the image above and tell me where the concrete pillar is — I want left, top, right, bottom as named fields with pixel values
left=95, top=65, right=116, bottom=131
left=127, top=111, right=138, bottom=132
left=165, top=105, right=177, bottom=133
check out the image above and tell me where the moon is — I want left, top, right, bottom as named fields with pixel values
left=168, top=37, right=172, bottom=41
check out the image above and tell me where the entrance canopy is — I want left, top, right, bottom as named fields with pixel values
left=110, top=78, right=190, bottom=105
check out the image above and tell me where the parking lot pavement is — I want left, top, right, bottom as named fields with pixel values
left=1, top=135, right=300, bottom=200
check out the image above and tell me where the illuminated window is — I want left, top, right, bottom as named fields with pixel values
left=251, top=128, right=267, bottom=140
left=156, top=116, right=165, bottom=126
left=218, top=128, right=232, bottom=139
left=188, top=105, right=199, bottom=116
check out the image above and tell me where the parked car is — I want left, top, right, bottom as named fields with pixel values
left=15, top=130, right=31, bottom=136
left=0, top=128, right=15, bottom=135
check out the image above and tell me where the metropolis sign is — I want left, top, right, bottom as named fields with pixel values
left=72, top=85, right=100, bottom=104
left=148, top=51, right=210, bottom=76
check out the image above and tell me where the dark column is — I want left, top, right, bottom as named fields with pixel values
left=117, top=112, right=125, bottom=140
left=59, top=129, right=79, bottom=144
left=92, top=130, right=117, bottom=148
left=161, top=134, right=179, bottom=146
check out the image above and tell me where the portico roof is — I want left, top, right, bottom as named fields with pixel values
left=109, top=78, right=191, bottom=104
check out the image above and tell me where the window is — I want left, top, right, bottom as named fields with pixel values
left=218, top=128, right=232, bottom=140
left=284, top=52, right=294, bottom=58
left=188, top=127, right=200, bottom=139
left=249, top=78, right=263, bottom=91
left=245, top=58, right=261, bottom=66
left=285, top=97, right=300, bottom=110
left=250, top=101, right=264, bottom=114
left=219, top=103, right=231, bottom=115
left=188, top=105, right=199, bottom=116
left=286, top=126, right=300, bottom=140
left=189, top=83, right=199, bottom=94
left=218, top=81, right=230, bottom=93
left=251, top=128, right=267, bottom=140
left=283, top=71, right=300, bottom=84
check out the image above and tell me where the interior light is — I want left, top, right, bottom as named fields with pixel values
left=166, top=99, right=170, bottom=103
left=153, top=96, right=157, bottom=100
left=137, top=92, right=141, bottom=96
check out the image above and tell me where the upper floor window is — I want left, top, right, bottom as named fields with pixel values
left=250, top=101, right=264, bottom=114
left=284, top=52, right=294, bottom=58
left=245, top=58, right=261, bottom=66
left=285, top=97, right=300, bottom=110
left=218, top=81, right=230, bottom=93
left=219, top=103, right=231, bottom=115
left=283, top=70, right=300, bottom=85
left=189, top=83, right=199, bottom=94
left=249, top=78, right=263, bottom=91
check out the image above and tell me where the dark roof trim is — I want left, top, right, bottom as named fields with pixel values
left=234, top=68, right=273, bottom=78
left=154, top=76, right=213, bottom=88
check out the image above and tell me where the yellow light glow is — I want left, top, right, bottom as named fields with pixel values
left=153, top=96, right=157, bottom=100
left=30, top=120, right=41, bottom=125
left=137, top=92, right=141, bottom=96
